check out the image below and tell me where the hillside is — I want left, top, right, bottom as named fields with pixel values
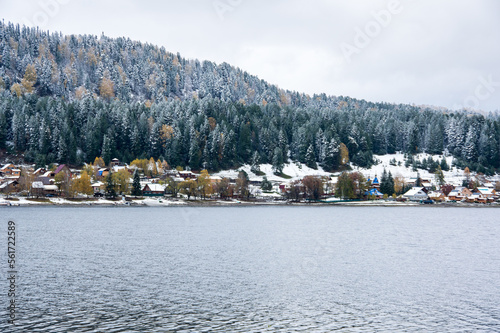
left=0, top=22, right=499, bottom=174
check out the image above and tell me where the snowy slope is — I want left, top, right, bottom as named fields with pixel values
left=214, top=152, right=499, bottom=185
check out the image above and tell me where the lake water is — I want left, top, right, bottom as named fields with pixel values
left=1, top=206, right=499, bottom=332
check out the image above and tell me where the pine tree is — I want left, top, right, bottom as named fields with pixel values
left=261, top=176, right=272, bottom=192
left=305, top=145, right=317, bottom=169
left=250, top=151, right=261, bottom=174
left=105, top=172, right=117, bottom=199
left=131, top=169, right=142, bottom=196
left=434, top=165, right=445, bottom=186
left=272, top=147, right=284, bottom=174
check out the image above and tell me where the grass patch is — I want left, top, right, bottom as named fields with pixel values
left=66, top=198, right=98, bottom=202
left=253, top=170, right=266, bottom=176
left=274, top=172, right=292, bottom=179
left=5, top=197, right=19, bottom=201
left=26, top=198, right=51, bottom=203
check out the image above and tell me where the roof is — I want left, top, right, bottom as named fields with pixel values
left=1, top=164, right=14, bottom=171
left=0, top=181, right=16, bottom=189
left=143, top=184, right=165, bottom=192
left=36, top=177, right=54, bottom=185
left=478, top=188, right=494, bottom=195
left=403, top=187, right=427, bottom=196
left=43, top=185, right=59, bottom=191
left=54, top=164, right=68, bottom=174
left=34, top=168, right=45, bottom=174
left=112, top=166, right=127, bottom=172
left=32, top=181, right=44, bottom=189
left=91, top=182, right=104, bottom=187
left=365, top=189, right=384, bottom=196
left=372, top=177, right=379, bottom=184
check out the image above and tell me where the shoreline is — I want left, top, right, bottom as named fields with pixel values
left=1, top=197, right=499, bottom=208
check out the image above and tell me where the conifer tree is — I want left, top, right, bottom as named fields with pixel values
left=105, top=172, right=117, bottom=199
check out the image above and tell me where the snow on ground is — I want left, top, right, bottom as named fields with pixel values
left=215, top=163, right=331, bottom=183
left=353, top=153, right=465, bottom=185
left=214, top=152, right=499, bottom=186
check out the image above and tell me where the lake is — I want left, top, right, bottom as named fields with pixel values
left=1, top=206, right=499, bottom=332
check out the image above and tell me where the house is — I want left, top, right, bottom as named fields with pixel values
left=483, top=182, right=495, bottom=189
left=34, top=168, right=47, bottom=176
left=112, top=165, right=129, bottom=173
left=403, top=187, right=429, bottom=201
left=142, top=183, right=166, bottom=196
left=54, top=164, right=72, bottom=177
left=210, top=176, right=223, bottom=185
left=466, top=192, right=488, bottom=204
left=421, top=179, right=433, bottom=190
left=41, top=170, right=56, bottom=178
left=98, top=168, right=110, bottom=178
left=477, top=188, right=497, bottom=199
left=91, top=181, right=105, bottom=194
left=279, top=182, right=291, bottom=194
left=31, top=181, right=45, bottom=197
left=178, top=170, right=197, bottom=180
left=448, top=187, right=473, bottom=201
left=0, top=164, right=15, bottom=176
left=11, top=169, right=21, bottom=177
left=43, top=185, right=59, bottom=196
left=36, top=176, right=55, bottom=186
left=428, top=191, right=446, bottom=202
left=110, top=158, right=121, bottom=167
left=0, top=180, right=18, bottom=194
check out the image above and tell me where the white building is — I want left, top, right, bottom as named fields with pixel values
left=403, top=187, right=429, bottom=201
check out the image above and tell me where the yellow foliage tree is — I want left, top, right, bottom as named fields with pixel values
left=21, top=64, right=37, bottom=93
left=131, top=159, right=148, bottom=173
left=197, top=170, right=212, bottom=200
left=75, top=86, right=88, bottom=99
left=10, top=83, right=22, bottom=97
left=148, top=157, right=158, bottom=177
left=112, top=169, right=131, bottom=195
left=99, top=72, right=115, bottom=99
left=180, top=179, right=197, bottom=200
left=72, top=171, right=93, bottom=197
left=94, top=157, right=105, bottom=168
left=393, top=174, right=406, bottom=195
left=161, top=160, right=170, bottom=171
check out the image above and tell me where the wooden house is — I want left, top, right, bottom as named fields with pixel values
left=54, top=164, right=72, bottom=177
left=142, top=184, right=166, bottom=196
left=447, top=187, right=473, bottom=201
left=0, top=164, right=15, bottom=176
left=428, top=191, right=446, bottom=202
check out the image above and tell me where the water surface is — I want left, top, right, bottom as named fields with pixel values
left=1, top=206, right=499, bottom=332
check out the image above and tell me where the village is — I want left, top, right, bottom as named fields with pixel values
left=1, top=156, right=499, bottom=206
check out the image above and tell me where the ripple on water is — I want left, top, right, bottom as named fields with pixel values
left=1, top=206, right=499, bottom=332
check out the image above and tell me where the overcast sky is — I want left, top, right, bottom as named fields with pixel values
left=1, top=0, right=500, bottom=111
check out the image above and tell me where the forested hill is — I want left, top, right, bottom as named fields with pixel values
left=0, top=22, right=499, bottom=174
